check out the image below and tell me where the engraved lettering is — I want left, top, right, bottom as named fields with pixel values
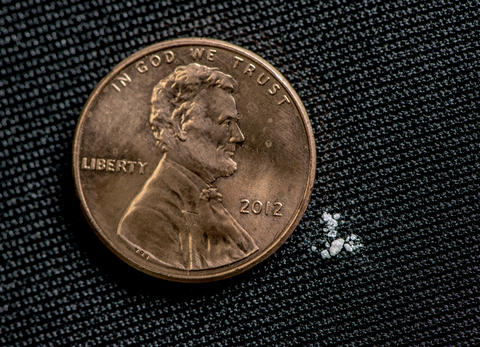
left=96, top=158, right=106, bottom=170
left=135, top=248, right=150, bottom=260
left=136, top=60, right=148, bottom=73
left=265, top=201, right=271, bottom=215
left=268, top=83, right=280, bottom=95
left=165, top=50, right=175, bottom=63
left=251, top=200, right=263, bottom=214
left=136, top=51, right=174, bottom=73
left=116, top=159, right=127, bottom=172
left=117, top=73, right=131, bottom=87
left=233, top=56, right=244, bottom=69
left=207, top=49, right=216, bottom=61
left=232, top=56, right=288, bottom=109
left=278, top=94, right=291, bottom=105
left=273, top=202, right=283, bottom=216
left=149, top=54, right=162, bottom=67
left=138, top=161, right=148, bottom=174
left=111, top=73, right=131, bottom=92
left=106, top=159, right=115, bottom=172
left=257, top=73, right=270, bottom=86
left=81, top=157, right=92, bottom=170
left=240, top=199, right=250, bottom=214
left=190, top=47, right=205, bottom=60
left=127, top=160, right=136, bottom=173
left=80, top=157, right=147, bottom=174
left=244, top=63, right=256, bottom=77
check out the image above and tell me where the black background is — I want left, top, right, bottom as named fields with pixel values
left=1, top=0, right=479, bottom=345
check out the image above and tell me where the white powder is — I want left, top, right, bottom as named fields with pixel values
left=314, top=211, right=363, bottom=258
left=329, top=238, right=344, bottom=256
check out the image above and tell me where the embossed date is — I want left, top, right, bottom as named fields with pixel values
left=240, top=199, right=283, bottom=216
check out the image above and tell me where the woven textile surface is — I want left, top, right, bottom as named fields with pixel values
left=1, top=0, right=479, bottom=345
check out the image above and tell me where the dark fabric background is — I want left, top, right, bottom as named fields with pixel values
left=1, top=0, right=479, bottom=345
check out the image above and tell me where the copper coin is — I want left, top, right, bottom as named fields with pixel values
left=72, top=38, right=316, bottom=282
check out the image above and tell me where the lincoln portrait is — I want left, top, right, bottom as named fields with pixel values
left=117, top=63, right=258, bottom=270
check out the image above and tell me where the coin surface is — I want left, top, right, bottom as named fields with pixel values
left=73, top=38, right=316, bottom=282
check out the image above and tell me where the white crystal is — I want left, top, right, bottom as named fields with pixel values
left=329, top=238, right=345, bottom=256
left=327, top=230, right=337, bottom=238
left=322, top=211, right=331, bottom=221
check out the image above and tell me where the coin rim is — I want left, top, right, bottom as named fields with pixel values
left=72, top=38, right=316, bottom=282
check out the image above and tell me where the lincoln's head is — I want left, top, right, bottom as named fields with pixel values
left=149, top=63, right=245, bottom=182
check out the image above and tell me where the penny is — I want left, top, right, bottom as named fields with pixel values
left=72, top=38, right=316, bottom=282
